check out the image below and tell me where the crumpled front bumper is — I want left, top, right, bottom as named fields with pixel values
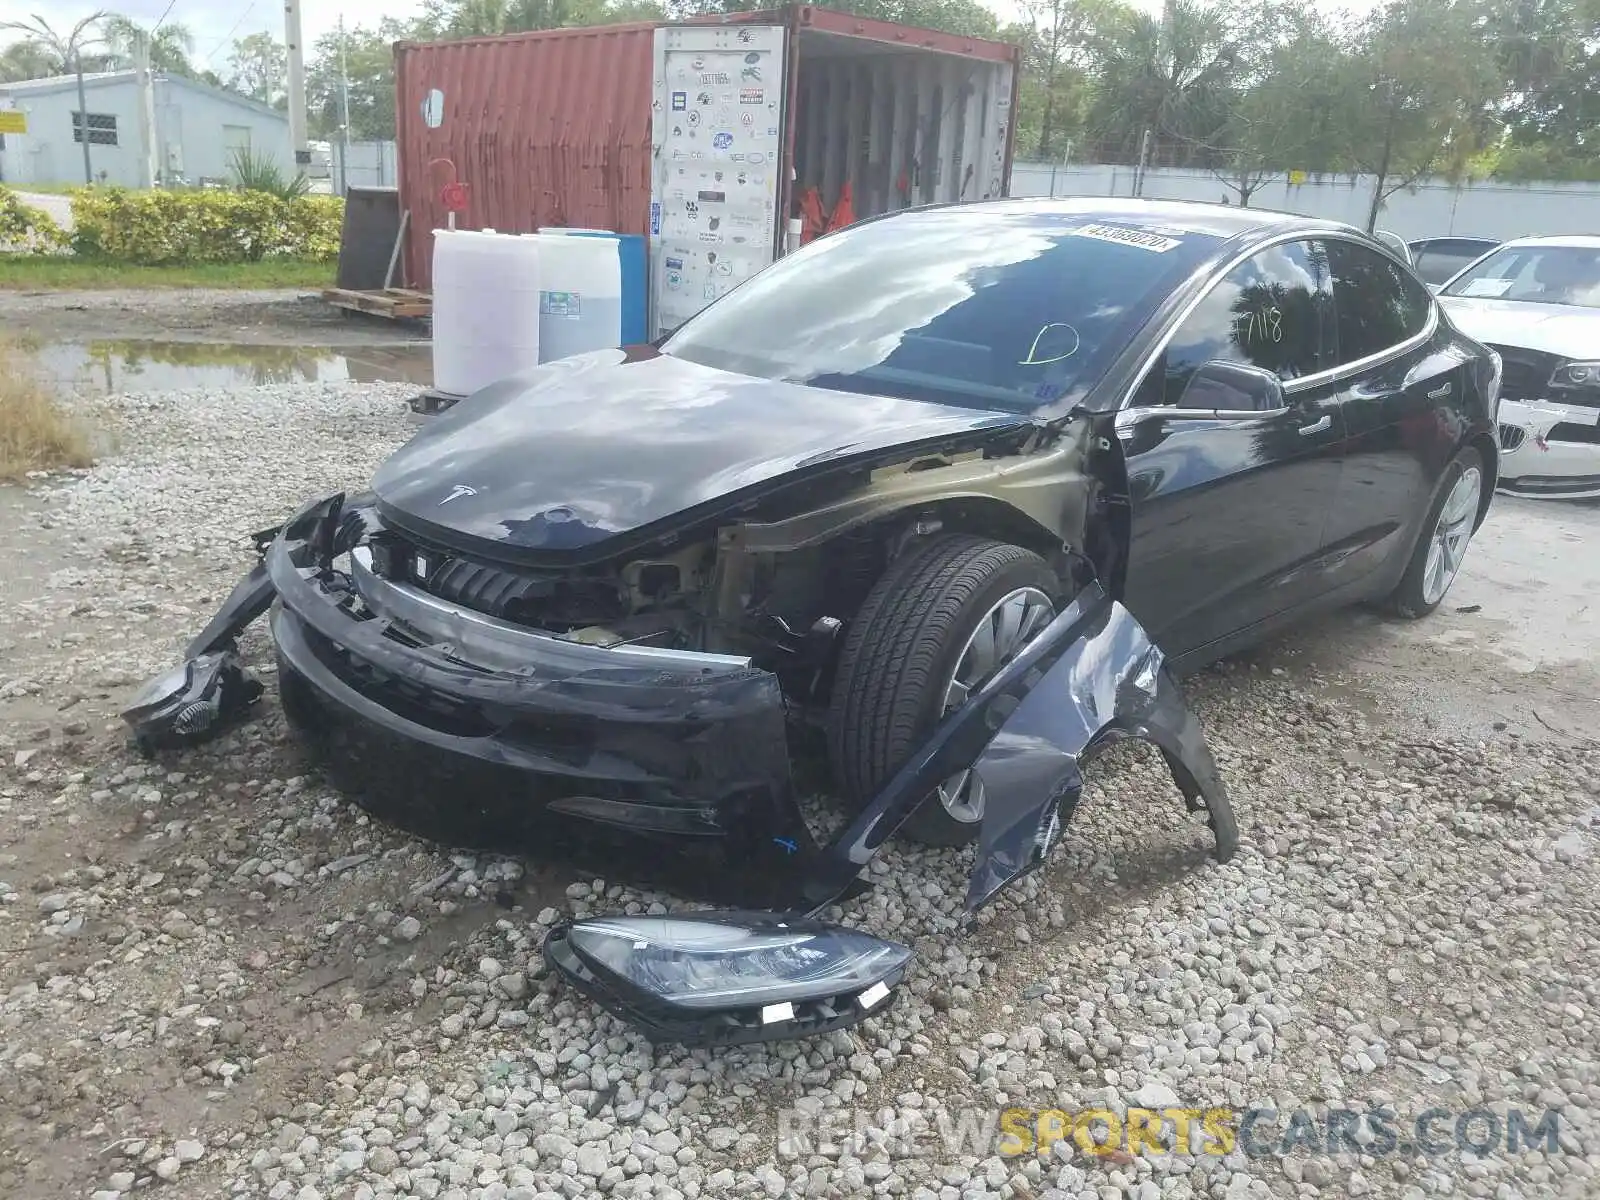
left=1498, top=398, right=1600, bottom=499
left=126, top=492, right=1240, bottom=1043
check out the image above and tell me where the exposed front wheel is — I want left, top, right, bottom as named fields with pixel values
left=1386, top=445, right=1484, bottom=619
left=827, top=534, right=1062, bottom=847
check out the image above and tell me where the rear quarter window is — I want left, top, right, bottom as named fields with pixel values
left=1326, top=240, right=1434, bottom=365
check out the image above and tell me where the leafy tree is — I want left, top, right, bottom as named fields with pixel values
left=1490, top=0, right=1600, bottom=175
left=0, top=38, right=56, bottom=80
left=1203, top=11, right=1351, bottom=203
left=227, top=30, right=288, bottom=107
left=307, top=20, right=423, bottom=141
left=1335, top=0, right=1501, bottom=229
left=420, top=0, right=663, bottom=37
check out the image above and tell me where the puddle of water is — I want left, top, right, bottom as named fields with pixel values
left=34, top=339, right=432, bottom=393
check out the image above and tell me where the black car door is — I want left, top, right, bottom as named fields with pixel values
left=1116, top=237, right=1346, bottom=658
left=1318, top=237, right=1462, bottom=592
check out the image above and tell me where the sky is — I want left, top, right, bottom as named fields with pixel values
left=0, top=0, right=1383, bottom=78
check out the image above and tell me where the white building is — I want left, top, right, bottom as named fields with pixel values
left=0, top=70, right=292, bottom=189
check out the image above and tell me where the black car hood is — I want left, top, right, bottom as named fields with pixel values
left=371, top=348, right=1029, bottom=561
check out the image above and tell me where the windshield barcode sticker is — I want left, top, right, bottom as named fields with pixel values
left=1073, top=223, right=1182, bottom=253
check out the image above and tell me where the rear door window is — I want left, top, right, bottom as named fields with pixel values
left=1326, top=239, right=1434, bottom=365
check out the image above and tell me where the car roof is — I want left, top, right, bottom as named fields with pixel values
left=940, top=196, right=1360, bottom=241
left=1410, top=236, right=1499, bottom=247
left=1495, top=234, right=1600, bottom=250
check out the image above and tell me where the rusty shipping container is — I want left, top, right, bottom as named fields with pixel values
left=394, top=5, right=1021, bottom=335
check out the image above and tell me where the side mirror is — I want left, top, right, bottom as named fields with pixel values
left=1177, top=360, right=1286, bottom=415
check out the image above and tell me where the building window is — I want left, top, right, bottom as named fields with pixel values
left=72, top=112, right=118, bottom=146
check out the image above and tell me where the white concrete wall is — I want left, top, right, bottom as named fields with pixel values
left=157, top=79, right=292, bottom=185
left=0, top=76, right=291, bottom=189
left=0, top=83, right=145, bottom=187
left=1009, top=161, right=1600, bottom=242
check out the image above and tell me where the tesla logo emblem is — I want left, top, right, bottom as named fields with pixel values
left=439, top=484, right=478, bottom=506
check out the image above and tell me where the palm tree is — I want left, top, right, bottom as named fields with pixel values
left=0, top=12, right=110, bottom=183
left=101, top=15, right=196, bottom=75
left=1083, top=0, right=1241, bottom=168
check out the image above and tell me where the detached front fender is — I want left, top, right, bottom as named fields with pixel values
left=792, top=580, right=1239, bottom=916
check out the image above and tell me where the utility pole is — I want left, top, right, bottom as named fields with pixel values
left=73, top=50, right=93, bottom=183
left=132, top=27, right=157, bottom=187
left=284, top=0, right=308, bottom=173
left=337, top=13, right=352, bottom=195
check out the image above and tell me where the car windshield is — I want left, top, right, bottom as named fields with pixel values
left=660, top=208, right=1224, bottom=414
left=1441, top=243, right=1600, bottom=308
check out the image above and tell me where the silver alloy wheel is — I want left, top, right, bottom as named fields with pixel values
left=1421, top=465, right=1482, bottom=606
left=934, top=586, right=1057, bottom=824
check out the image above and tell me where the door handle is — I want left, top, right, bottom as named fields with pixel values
left=1298, top=415, right=1332, bottom=436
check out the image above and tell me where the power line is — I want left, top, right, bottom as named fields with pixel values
left=151, top=0, right=181, bottom=37
left=201, top=1, right=257, bottom=64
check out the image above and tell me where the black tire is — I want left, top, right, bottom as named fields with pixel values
left=1385, top=445, right=1485, bottom=620
left=827, top=534, right=1061, bottom=847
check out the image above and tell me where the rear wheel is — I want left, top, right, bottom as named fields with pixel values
left=827, top=534, right=1061, bottom=847
left=1386, top=445, right=1484, bottom=619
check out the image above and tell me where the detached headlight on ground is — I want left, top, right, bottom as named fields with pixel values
left=120, top=651, right=264, bottom=756
left=543, top=911, right=912, bottom=1047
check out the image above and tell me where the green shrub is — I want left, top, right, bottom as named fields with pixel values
left=0, top=188, right=68, bottom=254
left=229, top=146, right=312, bottom=200
left=69, top=187, right=343, bottom=265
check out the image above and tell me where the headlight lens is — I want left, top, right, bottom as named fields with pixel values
left=1550, top=361, right=1600, bottom=388
left=123, top=663, right=192, bottom=712
left=565, top=914, right=911, bottom=1011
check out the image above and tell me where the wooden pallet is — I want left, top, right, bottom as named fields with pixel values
left=321, top=286, right=432, bottom=320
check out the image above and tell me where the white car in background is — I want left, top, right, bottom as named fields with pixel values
left=1436, top=234, right=1600, bottom=499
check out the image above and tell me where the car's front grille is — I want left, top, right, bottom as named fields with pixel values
left=1499, top=423, right=1527, bottom=452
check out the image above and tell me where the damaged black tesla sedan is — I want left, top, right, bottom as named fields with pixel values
left=127, top=198, right=1502, bottom=1045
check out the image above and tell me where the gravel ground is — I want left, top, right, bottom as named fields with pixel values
left=1, top=372, right=1597, bottom=1200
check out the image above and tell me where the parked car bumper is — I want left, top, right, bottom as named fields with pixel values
left=1497, top=398, right=1600, bottom=499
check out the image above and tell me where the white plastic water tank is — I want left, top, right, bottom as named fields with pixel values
left=532, top=231, right=623, bottom=363
left=431, top=229, right=541, bottom=397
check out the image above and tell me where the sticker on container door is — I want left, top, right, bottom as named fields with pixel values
left=541, top=292, right=582, bottom=318
left=713, top=132, right=733, bottom=150
left=671, top=91, right=686, bottom=111
left=740, top=89, right=763, bottom=104
left=650, top=202, right=661, bottom=235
